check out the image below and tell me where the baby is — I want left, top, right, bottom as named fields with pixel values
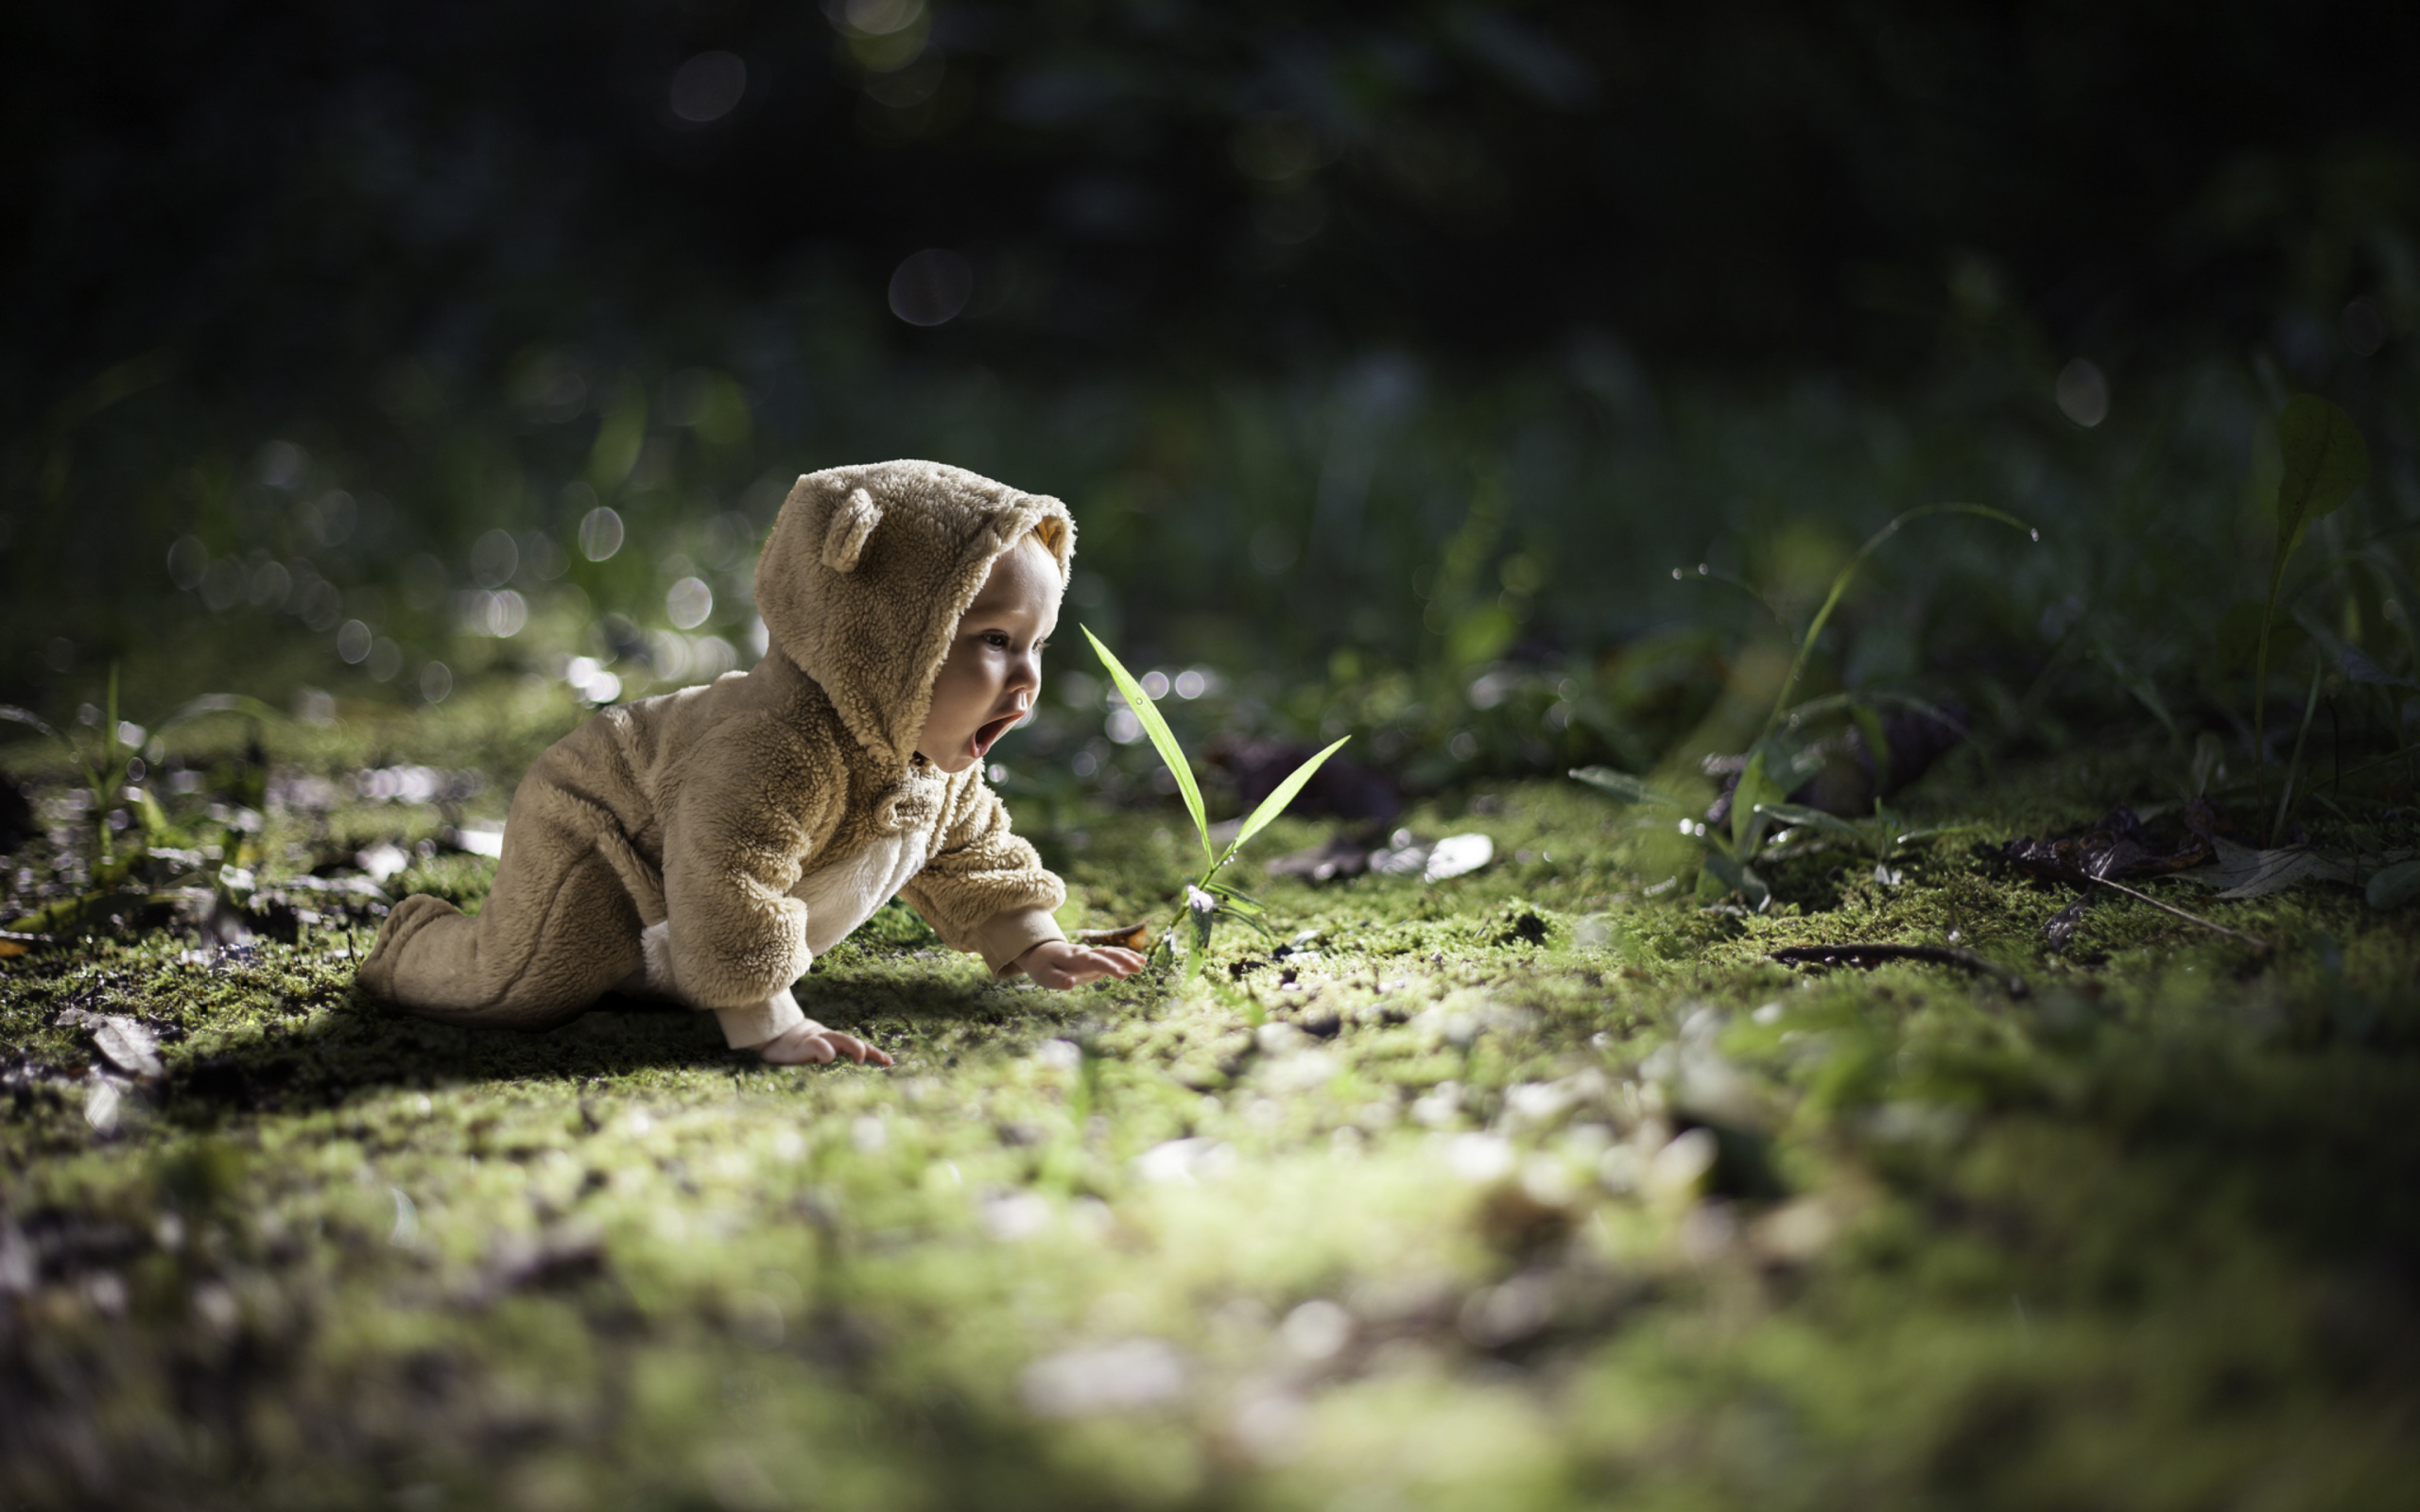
left=357, top=460, right=1142, bottom=1065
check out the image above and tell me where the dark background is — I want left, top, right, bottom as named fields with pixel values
left=4, top=0, right=2416, bottom=776
left=12, top=0, right=2413, bottom=387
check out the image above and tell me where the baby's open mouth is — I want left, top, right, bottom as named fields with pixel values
left=971, top=711, right=1022, bottom=758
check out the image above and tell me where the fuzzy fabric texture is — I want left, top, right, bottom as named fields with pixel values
left=356, top=460, right=1076, bottom=1043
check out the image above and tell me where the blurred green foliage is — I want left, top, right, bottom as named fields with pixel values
left=2, top=0, right=2417, bottom=803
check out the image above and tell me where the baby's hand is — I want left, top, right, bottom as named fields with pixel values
left=1014, top=938, right=1146, bottom=989
left=757, top=1020, right=894, bottom=1068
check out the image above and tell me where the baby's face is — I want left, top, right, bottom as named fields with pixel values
left=916, top=537, right=1061, bottom=774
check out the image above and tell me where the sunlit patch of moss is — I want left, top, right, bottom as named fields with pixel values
left=5, top=704, right=2420, bottom=1508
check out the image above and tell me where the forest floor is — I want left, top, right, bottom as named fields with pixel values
left=4, top=690, right=2418, bottom=1512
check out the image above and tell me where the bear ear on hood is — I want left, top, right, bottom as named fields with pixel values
left=821, top=488, right=883, bottom=573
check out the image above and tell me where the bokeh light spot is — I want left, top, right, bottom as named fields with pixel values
left=566, top=656, right=623, bottom=706
left=666, top=576, right=714, bottom=630
left=471, top=528, right=520, bottom=588
left=669, top=52, right=747, bottom=124
left=2055, top=359, right=2110, bottom=427
left=299, top=580, right=344, bottom=631
left=579, top=507, right=625, bottom=562
left=250, top=559, right=292, bottom=608
left=167, top=537, right=207, bottom=591
left=201, top=558, right=247, bottom=612
left=487, top=590, right=528, bottom=638
left=257, top=439, right=307, bottom=490
left=839, top=0, right=925, bottom=37
left=890, top=249, right=974, bottom=327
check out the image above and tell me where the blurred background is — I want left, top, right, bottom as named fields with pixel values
left=5, top=0, right=2417, bottom=803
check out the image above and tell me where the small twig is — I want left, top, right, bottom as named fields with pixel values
left=1769, top=943, right=2030, bottom=998
left=2085, top=874, right=2272, bottom=954
left=0, top=929, right=57, bottom=945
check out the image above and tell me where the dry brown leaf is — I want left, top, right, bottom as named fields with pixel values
left=2173, top=835, right=2385, bottom=901
left=1076, top=922, right=1152, bottom=951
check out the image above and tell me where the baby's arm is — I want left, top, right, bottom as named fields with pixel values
left=659, top=726, right=890, bottom=1064
left=897, top=775, right=1072, bottom=973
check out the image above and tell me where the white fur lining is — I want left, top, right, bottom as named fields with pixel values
left=792, top=829, right=930, bottom=955
left=638, top=919, right=678, bottom=997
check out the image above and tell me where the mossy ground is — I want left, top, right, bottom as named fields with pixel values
left=5, top=695, right=2418, bottom=1511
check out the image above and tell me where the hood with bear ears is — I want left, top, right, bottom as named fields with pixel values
left=754, top=460, right=1075, bottom=772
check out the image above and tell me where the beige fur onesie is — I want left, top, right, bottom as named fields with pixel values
left=356, top=460, right=1072, bottom=1046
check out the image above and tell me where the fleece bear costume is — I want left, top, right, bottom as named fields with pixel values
left=356, top=460, right=1072, bottom=1047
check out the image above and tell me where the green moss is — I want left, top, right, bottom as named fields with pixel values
left=5, top=697, right=2419, bottom=1509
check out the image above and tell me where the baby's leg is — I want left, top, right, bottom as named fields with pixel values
left=357, top=824, right=644, bottom=1031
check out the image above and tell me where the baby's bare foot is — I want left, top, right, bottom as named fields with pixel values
left=756, top=1022, right=893, bottom=1068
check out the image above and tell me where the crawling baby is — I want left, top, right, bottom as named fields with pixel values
left=357, top=460, right=1142, bottom=1064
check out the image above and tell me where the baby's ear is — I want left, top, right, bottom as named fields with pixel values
left=821, top=488, right=882, bottom=573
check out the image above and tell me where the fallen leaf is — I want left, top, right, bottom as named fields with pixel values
left=2174, top=835, right=2362, bottom=900
left=2042, top=891, right=2096, bottom=947
left=355, top=842, right=411, bottom=883
left=1271, top=827, right=1495, bottom=885
left=1075, top=922, right=1152, bottom=951
left=1367, top=835, right=1432, bottom=877
left=0, top=940, right=26, bottom=958
left=2003, top=806, right=2216, bottom=884
left=58, top=1008, right=165, bottom=1078
left=1424, top=833, right=1495, bottom=881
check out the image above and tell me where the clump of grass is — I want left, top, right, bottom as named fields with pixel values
left=3, top=669, right=285, bottom=936
left=2246, top=395, right=2369, bottom=842
left=1083, top=625, right=1344, bottom=976
left=1574, top=504, right=2031, bottom=907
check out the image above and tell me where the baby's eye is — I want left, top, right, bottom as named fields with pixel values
left=983, top=630, right=1012, bottom=649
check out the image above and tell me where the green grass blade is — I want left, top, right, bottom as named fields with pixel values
left=105, top=662, right=122, bottom=774
left=2256, top=397, right=2370, bottom=805
left=1568, top=765, right=1683, bottom=809
left=0, top=704, right=68, bottom=747
left=156, top=693, right=288, bottom=734
left=1218, top=736, right=1349, bottom=868
left=1754, top=802, right=1863, bottom=837
left=1082, top=626, right=1211, bottom=864
left=1729, top=747, right=1786, bottom=855
left=1758, top=503, right=2034, bottom=744
left=1893, top=823, right=1979, bottom=845
left=1, top=705, right=104, bottom=798
left=2270, top=656, right=2325, bottom=846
